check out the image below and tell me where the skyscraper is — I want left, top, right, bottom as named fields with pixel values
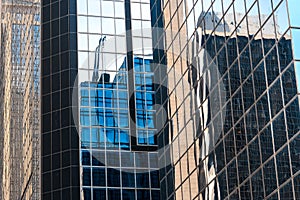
left=150, top=0, right=300, bottom=199
left=41, top=0, right=160, bottom=199
left=0, top=0, right=40, bottom=199
left=41, top=0, right=300, bottom=199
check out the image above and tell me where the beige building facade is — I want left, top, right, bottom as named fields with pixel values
left=0, top=1, right=40, bottom=199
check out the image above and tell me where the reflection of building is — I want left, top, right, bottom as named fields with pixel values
left=0, top=1, right=40, bottom=200
left=79, top=57, right=159, bottom=199
left=41, top=0, right=160, bottom=199
left=151, top=0, right=300, bottom=200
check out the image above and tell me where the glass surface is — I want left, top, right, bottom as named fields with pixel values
left=288, top=0, right=300, bottom=27
left=131, top=2, right=141, bottom=19
left=295, top=61, right=300, bottom=93
left=292, top=29, right=300, bottom=60
left=78, top=33, right=88, bottom=50
left=274, top=1, right=289, bottom=35
left=101, top=1, right=114, bottom=17
left=247, top=1, right=259, bottom=35
left=88, top=0, right=100, bottom=16
left=102, top=17, right=115, bottom=35
left=141, top=3, right=151, bottom=20
left=88, top=17, right=101, bottom=33
left=258, top=0, right=272, bottom=24
left=77, top=0, right=88, bottom=15
left=115, top=1, right=125, bottom=18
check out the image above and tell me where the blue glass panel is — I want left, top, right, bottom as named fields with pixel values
left=148, top=131, right=155, bottom=145
left=145, top=93, right=154, bottom=109
left=106, top=128, right=119, bottom=147
left=147, top=111, right=155, bottom=128
left=117, top=91, right=128, bottom=108
left=119, top=110, right=129, bottom=127
left=90, top=108, right=101, bottom=126
left=81, top=97, right=89, bottom=106
left=91, top=90, right=104, bottom=107
left=105, top=110, right=115, bottom=127
left=89, top=89, right=97, bottom=98
left=91, top=128, right=104, bottom=148
left=138, top=130, right=148, bottom=144
left=136, top=92, right=145, bottom=109
left=136, top=111, right=146, bottom=127
left=81, top=128, right=90, bottom=148
left=120, top=131, right=130, bottom=149
left=90, top=82, right=97, bottom=88
left=135, top=74, right=144, bottom=85
left=80, top=108, right=90, bottom=125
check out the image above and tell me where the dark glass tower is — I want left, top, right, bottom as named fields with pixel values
left=41, top=0, right=80, bottom=199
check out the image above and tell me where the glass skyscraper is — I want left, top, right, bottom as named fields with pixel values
left=41, top=0, right=160, bottom=199
left=79, top=56, right=159, bottom=199
left=150, top=0, right=300, bottom=199
left=41, top=0, right=300, bottom=200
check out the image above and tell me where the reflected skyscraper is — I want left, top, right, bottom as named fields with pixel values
left=150, top=0, right=300, bottom=199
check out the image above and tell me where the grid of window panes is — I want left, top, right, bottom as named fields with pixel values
left=41, top=0, right=80, bottom=197
left=77, top=0, right=159, bottom=199
left=130, top=0, right=156, bottom=146
left=79, top=57, right=160, bottom=199
left=150, top=0, right=300, bottom=199
left=134, top=57, right=156, bottom=145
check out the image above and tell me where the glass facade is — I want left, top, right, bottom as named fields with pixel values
left=41, top=0, right=300, bottom=199
left=41, top=0, right=80, bottom=199
left=77, top=0, right=159, bottom=199
left=79, top=57, right=159, bottom=200
left=150, top=0, right=300, bottom=199
left=41, top=0, right=160, bottom=199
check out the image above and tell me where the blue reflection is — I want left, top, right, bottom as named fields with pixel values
left=80, top=56, right=156, bottom=148
left=134, top=57, right=156, bottom=145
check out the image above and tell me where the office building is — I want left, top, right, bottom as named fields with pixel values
left=79, top=56, right=159, bottom=199
left=41, top=0, right=160, bottom=199
left=150, top=0, right=300, bottom=199
left=41, top=0, right=300, bottom=199
left=0, top=0, right=40, bottom=199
